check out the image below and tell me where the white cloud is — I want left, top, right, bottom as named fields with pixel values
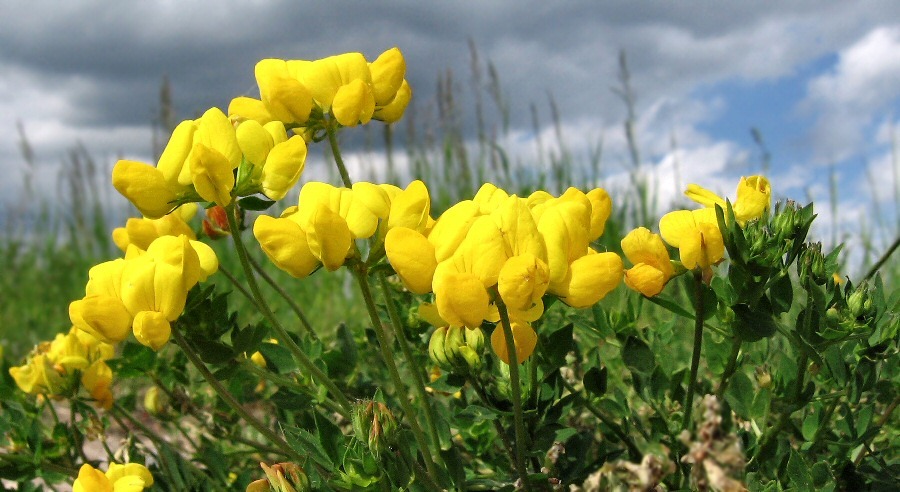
left=802, top=26, right=900, bottom=162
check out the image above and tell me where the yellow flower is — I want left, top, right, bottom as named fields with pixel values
left=385, top=227, right=436, bottom=294
left=9, top=328, right=115, bottom=407
left=112, top=204, right=197, bottom=252
left=254, top=181, right=391, bottom=275
left=236, top=120, right=308, bottom=201
left=621, top=227, right=674, bottom=297
left=71, top=235, right=216, bottom=350
left=498, top=253, right=550, bottom=312
left=685, top=175, right=771, bottom=225
left=73, top=462, right=153, bottom=492
left=490, top=319, right=538, bottom=365
left=659, top=208, right=724, bottom=270
left=114, top=107, right=246, bottom=216
left=254, top=58, right=314, bottom=125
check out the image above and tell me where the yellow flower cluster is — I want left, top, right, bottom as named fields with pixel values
left=621, top=176, right=772, bottom=297
left=113, top=107, right=308, bottom=218
left=69, top=234, right=218, bottom=350
left=9, top=327, right=115, bottom=409
left=230, top=47, right=411, bottom=129
left=73, top=462, right=154, bottom=492
left=385, top=183, right=623, bottom=364
left=254, top=180, right=429, bottom=277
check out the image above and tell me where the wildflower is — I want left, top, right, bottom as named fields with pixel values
left=621, top=227, right=675, bottom=297
left=235, top=119, right=308, bottom=200
left=73, top=462, right=154, bottom=492
left=490, top=318, right=539, bottom=365
left=112, top=204, right=197, bottom=251
left=113, top=107, right=244, bottom=217
left=238, top=48, right=410, bottom=131
left=9, top=328, right=115, bottom=408
left=659, top=208, right=724, bottom=270
left=254, top=181, right=391, bottom=275
left=70, top=235, right=218, bottom=350
left=685, top=175, right=771, bottom=225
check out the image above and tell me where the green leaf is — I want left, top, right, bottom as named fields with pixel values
left=724, top=370, right=753, bottom=419
left=237, top=195, right=276, bottom=211
left=770, top=273, right=793, bottom=315
left=786, top=450, right=814, bottom=492
left=269, top=388, right=310, bottom=410
left=732, top=303, right=777, bottom=342
left=583, top=366, right=608, bottom=397
left=540, top=323, right=574, bottom=367
left=258, top=342, right=298, bottom=374
left=622, top=336, right=655, bottom=375
left=645, top=294, right=695, bottom=320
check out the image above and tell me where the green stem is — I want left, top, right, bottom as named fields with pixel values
left=326, top=117, right=353, bottom=188
left=242, top=359, right=347, bottom=418
left=224, top=203, right=352, bottom=414
left=376, top=273, right=443, bottom=458
left=466, top=375, right=517, bottom=467
left=682, top=270, right=706, bottom=431
left=863, top=234, right=900, bottom=281
left=247, top=253, right=318, bottom=341
left=496, top=301, right=534, bottom=492
left=559, top=378, right=642, bottom=461
left=0, top=453, right=78, bottom=478
left=714, top=337, right=742, bottom=399
left=111, top=402, right=169, bottom=447
left=351, top=266, right=440, bottom=480
left=170, top=328, right=304, bottom=462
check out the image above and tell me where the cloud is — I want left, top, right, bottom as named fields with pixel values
left=802, top=26, right=900, bottom=162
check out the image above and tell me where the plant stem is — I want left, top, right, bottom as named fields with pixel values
left=224, top=203, right=352, bottom=414
left=247, top=253, right=318, bottom=341
left=682, top=270, right=706, bottom=431
left=376, top=273, right=443, bottom=457
left=714, top=337, right=742, bottom=399
left=325, top=118, right=353, bottom=188
left=351, top=265, right=440, bottom=480
left=559, top=378, right=642, bottom=461
left=242, top=359, right=347, bottom=418
left=170, top=328, right=304, bottom=462
left=496, top=301, right=534, bottom=492
left=466, top=375, right=517, bottom=467
left=863, top=234, right=900, bottom=281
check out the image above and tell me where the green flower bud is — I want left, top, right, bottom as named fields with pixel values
left=847, top=283, right=874, bottom=321
left=351, top=400, right=398, bottom=459
left=428, top=326, right=485, bottom=374
left=257, top=462, right=309, bottom=492
left=143, top=386, right=170, bottom=418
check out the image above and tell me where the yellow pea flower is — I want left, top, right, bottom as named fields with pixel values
left=685, top=175, right=771, bottom=225
left=81, top=360, right=114, bottom=409
left=384, top=180, right=432, bottom=234
left=71, top=235, right=215, bottom=350
left=112, top=204, right=197, bottom=252
left=554, top=251, right=624, bottom=308
left=332, top=78, right=375, bottom=126
left=369, top=47, right=406, bottom=106
left=621, top=227, right=675, bottom=297
left=385, top=227, right=437, bottom=294
left=228, top=96, right=274, bottom=125
left=73, top=462, right=153, bottom=492
left=255, top=59, right=314, bottom=125
left=112, top=160, right=181, bottom=219
left=490, top=319, right=538, bottom=365
left=659, top=208, right=724, bottom=270
left=498, top=253, right=550, bottom=311
left=253, top=215, right=319, bottom=278
left=374, top=79, right=411, bottom=123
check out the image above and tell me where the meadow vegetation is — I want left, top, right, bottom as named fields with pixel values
left=1, top=47, right=897, bottom=491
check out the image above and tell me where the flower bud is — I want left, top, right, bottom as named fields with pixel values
left=755, top=366, right=772, bottom=389
left=257, top=462, right=309, bottom=492
left=203, top=205, right=231, bottom=239
left=351, top=400, right=398, bottom=459
left=143, top=386, right=170, bottom=417
left=428, top=326, right=485, bottom=374
left=847, top=283, right=874, bottom=321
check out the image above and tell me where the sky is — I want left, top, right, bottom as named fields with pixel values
left=1, top=0, right=899, bottom=269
